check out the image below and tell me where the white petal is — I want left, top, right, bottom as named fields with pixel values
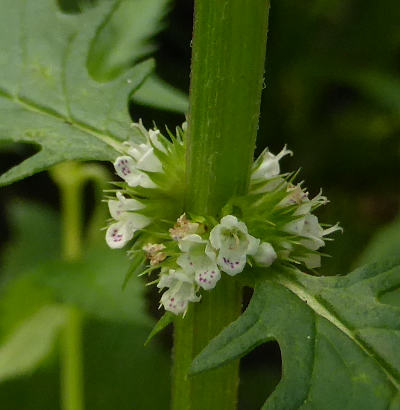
left=124, top=212, right=151, bottom=230
left=254, top=242, right=277, bottom=267
left=252, top=152, right=280, bottom=180
left=178, top=234, right=205, bottom=253
left=124, top=171, right=157, bottom=188
left=220, top=215, right=239, bottom=229
left=217, top=251, right=247, bottom=276
left=252, top=146, right=292, bottom=180
left=283, top=217, right=306, bottom=235
left=114, top=156, right=138, bottom=184
left=302, top=237, right=325, bottom=251
left=205, top=243, right=217, bottom=261
left=149, top=129, right=167, bottom=152
left=161, top=289, right=188, bottom=315
left=127, top=143, right=148, bottom=161
left=137, top=173, right=157, bottom=189
left=220, top=215, right=248, bottom=234
left=300, top=214, right=325, bottom=251
left=157, top=274, right=176, bottom=289
left=169, top=269, right=195, bottom=284
left=105, top=221, right=134, bottom=249
left=177, top=253, right=196, bottom=274
left=296, top=201, right=312, bottom=216
left=209, top=224, right=223, bottom=249
left=303, top=214, right=323, bottom=237
left=247, top=235, right=260, bottom=255
left=108, top=194, right=144, bottom=220
left=136, top=147, right=162, bottom=173
left=323, top=223, right=343, bottom=237
left=195, top=264, right=221, bottom=290
left=160, top=280, right=200, bottom=315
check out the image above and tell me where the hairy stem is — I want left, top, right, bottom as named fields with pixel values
left=172, top=1, right=270, bottom=409
left=51, top=162, right=85, bottom=410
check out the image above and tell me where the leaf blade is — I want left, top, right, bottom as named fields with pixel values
left=191, top=260, right=400, bottom=409
left=0, top=0, right=155, bottom=186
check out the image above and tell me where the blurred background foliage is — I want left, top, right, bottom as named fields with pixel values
left=0, top=0, right=399, bottom=409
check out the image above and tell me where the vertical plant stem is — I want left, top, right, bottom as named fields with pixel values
left=172, top=1, right=270, bottom=410
left=51, top=162, right=85, bottom=410
left=61, top=307, right=84, bottom=410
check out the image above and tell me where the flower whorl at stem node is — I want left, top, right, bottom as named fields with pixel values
left=104, top=122, right=342, bottom=315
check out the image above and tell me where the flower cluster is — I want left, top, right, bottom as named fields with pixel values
left=155, top=214, right=277, bottom=314
left=104, top=123, right=341, bottom=315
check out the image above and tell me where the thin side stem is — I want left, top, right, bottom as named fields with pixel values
left=51, top=162, right=85, bottom=410
left=172, top=1, right=270, bottom=409
left=61, top=307, right=85, bottom=410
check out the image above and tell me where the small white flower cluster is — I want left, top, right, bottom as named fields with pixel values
left=104, top=125, right=342, bottom=317
left=157, top=215, right=277, bottom=315
left=105, top=126, right=166, bottom=249
left=250, top=146, right=342, bottom=269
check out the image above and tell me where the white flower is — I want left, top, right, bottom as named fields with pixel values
left=209, top=215, right=259, bottom=275
left=285, top=213, right=342, bottom=268
left=106, top=192, right=150, bottom=249
left=252, top=145, right=293, bottom=181
left=148, top=129, right=167, bottom=153
left=279, top=184, right=311, bottom=214
left=300, top=214, right=326, bottom=251
left=113, top=129, right=166, bottom=188
left=282, top=187, right=329, bottom=238
left=177, top=234, right=221, bottom=290
left=157, top=269, right=200, bottom=315
left=253, top=242, right=277, bottom=267
left=114, top=156, right=156, bottom=188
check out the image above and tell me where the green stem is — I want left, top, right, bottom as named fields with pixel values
left=61, top=307, right=84, bottom=410
left=51, top=162, right=85, bottom=410
left=172, top=1, right=270, bottom=410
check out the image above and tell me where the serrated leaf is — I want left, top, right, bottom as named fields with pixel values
left=0, top=305, right=67, bottom=381
left=191, top=260, right=400, bottom=409
left=86, top=0, right=188, bottom=113
left=0, top=0, right=155, bottom=186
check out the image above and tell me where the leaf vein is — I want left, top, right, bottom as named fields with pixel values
left=275, top=273, right=400, bottom=391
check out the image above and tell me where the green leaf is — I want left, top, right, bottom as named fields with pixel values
left=145, top=312, right=175, bottom=345
left=0, top=275, right=55, bottom=340
left=35, top=240, right=152, bottom=326
left=191, top=261, right=400, bottom=409
left=122, top=251, right=146, bottom=290
left=0, top=199, right=60, bottom=276
left=87, top=0, right=188, bottom=113
left=359, top=216, right=400, bottom=266
left=0, top=305, right=67, bottom=381
left=132, top=74, right=188, bottom=114
left=88, top=0, right=169, bottom=81
left=0, top=0, right=155, bottom=186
